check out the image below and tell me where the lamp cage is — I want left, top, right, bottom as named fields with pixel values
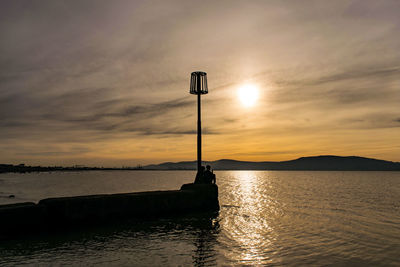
left=190, top=71, right=208, bottom=95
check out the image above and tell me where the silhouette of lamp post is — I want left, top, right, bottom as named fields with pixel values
left=190, top=71, right=208, bottom=172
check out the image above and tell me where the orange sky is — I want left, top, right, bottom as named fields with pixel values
left=0, top=1, right=399, bottom=166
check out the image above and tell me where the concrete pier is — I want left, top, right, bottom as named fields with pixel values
left=0, top=183, right=219, bottom=238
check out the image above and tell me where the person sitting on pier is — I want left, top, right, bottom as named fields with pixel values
left=204, top=165, right=216, bottom=184
left=194, top=165, right=205, bottom=184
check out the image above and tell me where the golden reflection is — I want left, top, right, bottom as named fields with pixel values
left=222, top=171, right=277, bottom=265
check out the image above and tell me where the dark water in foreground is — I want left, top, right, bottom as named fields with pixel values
left=0, top=171, right=399, bottom=266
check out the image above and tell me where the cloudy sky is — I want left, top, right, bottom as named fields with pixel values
left=1, top=0, right=399, bottom=166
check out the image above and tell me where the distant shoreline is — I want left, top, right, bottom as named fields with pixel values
left=0, top=165, right=145, bottom=174
left=1, top=168, right=400, bottom=174
left=2, top=155, right=400, bottom=173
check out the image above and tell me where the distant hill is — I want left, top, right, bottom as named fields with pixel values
left=143, top=155, right=400, bottom=171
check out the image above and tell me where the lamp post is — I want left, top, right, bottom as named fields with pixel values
left=189, top=71, right=208, bottom=172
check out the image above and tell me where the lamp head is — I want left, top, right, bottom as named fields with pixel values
left=190, top=71, right=208, bottom=95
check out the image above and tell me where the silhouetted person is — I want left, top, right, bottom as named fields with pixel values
left=204, top=165, right=216, bottom=184
left=194, top=166, right=206, bottom=184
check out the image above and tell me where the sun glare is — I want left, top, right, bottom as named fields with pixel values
left=238, top=84, right=259, bottom=107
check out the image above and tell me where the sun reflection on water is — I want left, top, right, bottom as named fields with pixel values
left=220, top=171, right=279, bottom=265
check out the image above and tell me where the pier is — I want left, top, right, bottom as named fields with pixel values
left=0, top=183, right=219, bottom=238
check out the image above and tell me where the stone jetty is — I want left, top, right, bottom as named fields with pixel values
left=0, top=183, right=219, bottom=238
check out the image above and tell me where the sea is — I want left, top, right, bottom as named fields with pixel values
left=0, top=170, right=399, bottom=266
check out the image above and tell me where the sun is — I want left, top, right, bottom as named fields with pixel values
left=237, top=84, right=259, bottom=107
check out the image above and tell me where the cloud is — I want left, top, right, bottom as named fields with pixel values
left=273, top=65, right=400, bottom=87
left=230, top=150, right=306, bottom=157
left=0, top=84, right=216, bottom=142
left=263, top=62, right=400, bottom=118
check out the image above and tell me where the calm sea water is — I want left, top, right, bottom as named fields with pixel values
left=0, top=171, right=399, bottom=266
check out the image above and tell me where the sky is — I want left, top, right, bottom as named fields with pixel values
left=0, top=0, right=399, bottom=166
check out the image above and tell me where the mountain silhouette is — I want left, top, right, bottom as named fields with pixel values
left=143, top=155, right=400, bottom=171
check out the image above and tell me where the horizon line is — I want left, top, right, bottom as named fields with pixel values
left=2, top=154, right=400, bottom=168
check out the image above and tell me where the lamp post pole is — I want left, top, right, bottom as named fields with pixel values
left=197, top=75, right=202, bottom=172
left=189, top=71, right=208, bottom=172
